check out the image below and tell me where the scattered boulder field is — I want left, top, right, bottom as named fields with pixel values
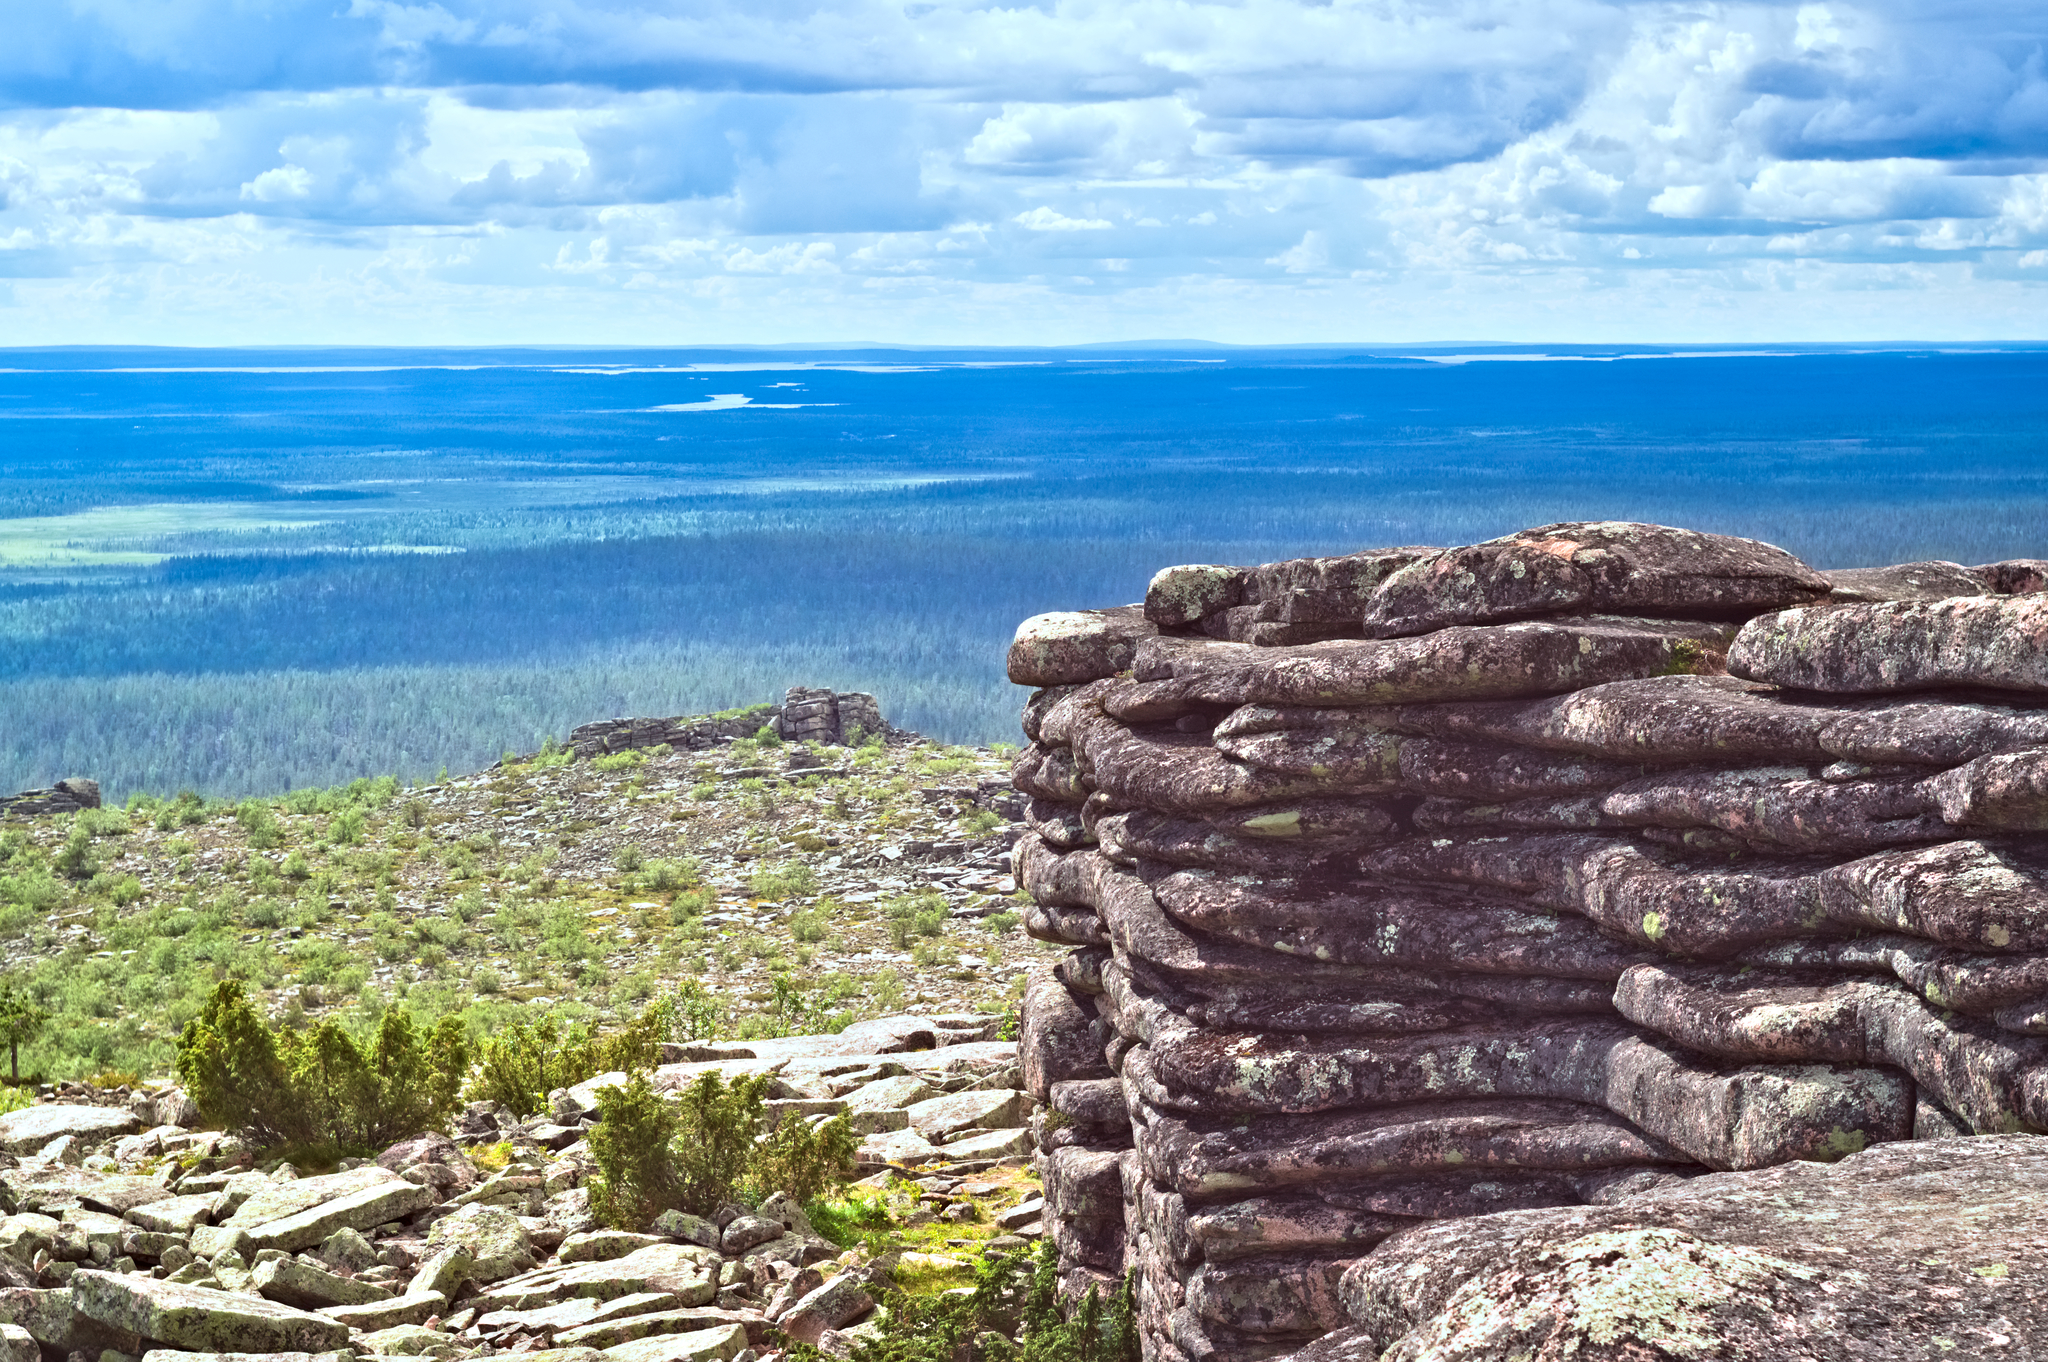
left=0, top=1013, right=1043, bottom=1362
left=1008, top=521, right=2048, bottom=1361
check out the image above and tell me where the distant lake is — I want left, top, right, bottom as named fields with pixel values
left=2, top=343, right=2045, bottom=797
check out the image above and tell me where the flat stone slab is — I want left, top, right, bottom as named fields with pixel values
left=1326, top=1135, right=2048, bottom=1361
left=1008, top=606, right=1157, bottom=686
left=1358, top=522, right=1830, bottom=639
left=319, top=1292, right=446, bottom=1331
left=125, top=1194, right=219, bottom=1234
left=941, top=1128, right=1033, bottom=1160
left=1731, top=594, right=2048, bottom=695
left=472, top=1244, right=719, bottom=1312
left=556, top=1306, right=755, bottom=1350
left=479, top=1291, right=679, bottom=1337
left=237, top=1178, right=435, bottom=1253
left=906, top=1089, right=1026, bottom=1138
left=0, top=1168, right=173, bottom=1216
left=559, top=1231, right=665, bottom=1264
left=222, top=1167, right=398, bottom=1230
left=252, top=1256, right=393, bottom=1309
left=0, top=1106, right=139, bottom=1155
left=141, top=1353, right=352, bottom=1362
left=600, top=1323, right=747, bottom=1362
left=71, top=1269, right=351, bottom=1354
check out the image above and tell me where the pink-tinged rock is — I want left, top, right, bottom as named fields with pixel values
left=1020, top=968, right=1112, bottom=1099
left=1730, top=594, right=2048, bottom=694
left=1820, top=559, right=1991, bottom=603
left=1025, top=797, right=1092, bottom=849
left=1148, top=872, right=1653, bottom=980
left=1614, top=963, right=2048, bottom=1135
left=1600, top=765, right=1947, bottom=851
left=1242, top=549, right=1440, bottom=622
left=1330, top=1136, right=2048, bottom=1362
left=1821, top=839, right=2048, bottom=953
left=1134, top=616, right=1737, bottom=709
left=1186, top=1255, right=1352, bottom=1337
left=1133, top=1097, right=1690, bottom=1199
left=1359, top=522, right=1829, bottom=639
left=1980, top=558, right=2048, bottom=594
left=1093, top=811, right=1386, bottom=876
left=1184, top=1197, right=1408, bottom=1264
left=1008, top=607, right=1157, bottom=686
left=1146, top=566, right=1247, bottom=628
left=1134, top=1020, right=1910, bottom=1171
left=1923, top=747, right=2048, bottom=830
left=1011, top=743, right=1089, bottom=803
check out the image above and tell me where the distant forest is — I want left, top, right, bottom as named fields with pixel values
left=2, top=345, right=2045, bottom=797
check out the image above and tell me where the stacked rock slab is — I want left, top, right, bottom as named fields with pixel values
left=1006, top=522, right=2048, bottom=1362
left=0, top=779, right=100, bottom=818
left=569, top=688, right=895, bottom=759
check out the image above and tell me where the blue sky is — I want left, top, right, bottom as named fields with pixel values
left=2, top=0, right=2046, bottom=344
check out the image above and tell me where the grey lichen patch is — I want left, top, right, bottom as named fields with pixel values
left=1146, top=564, right=1246, bottom=628
left=1385, top=1227, right=1817, bottom=1361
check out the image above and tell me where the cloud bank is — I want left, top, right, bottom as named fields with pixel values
left=1, top=0, right=2045, bottom=342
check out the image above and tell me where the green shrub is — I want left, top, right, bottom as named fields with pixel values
left=588, top=1069, right=856, bottom=1229
left=671, top=980, right=726, bottom=1041
left=644, top=857, right=701, bottom=892
left=77, top=807, right=131, bottom=838
left=984, top=911, right=1020, bottom=934
left=790, top=911, right=827, bottom=944
left=750, top=860, right=816, bottom=901
left=614, top=845, right=646, bottom=874
left=753, top=1105, right=859, bottom=1205
left=175, top=981, right=469, bottom=1153
left=328, top=810, right=366, bottom=846
left=803, top=1188, right=893, bottom=1249
left=236, top=800, right=281, bottom=848
left=0, top=984, right=48, bottom=1084
left=592, top=751, right=645, bottom=773
left=470, top=1001, right=670, bottom=1117
left=586, top=1073, right=685, bottom=1228
left=52, top=827, right=99, bottom=881
left=754, top=724, right=784, bottom=748
left=817, top=1240, right=1134, bottom=1362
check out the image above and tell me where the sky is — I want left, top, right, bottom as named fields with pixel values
left=1, top=0, right=2046, bottom=344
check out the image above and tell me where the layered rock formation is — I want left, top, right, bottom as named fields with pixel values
left=569, top=689, right=899, bottom=759
left=0, top=779, right=100, bottom=818
left=1006, top=522, right=2048, bottom=1362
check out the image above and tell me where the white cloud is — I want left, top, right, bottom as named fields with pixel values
left=1014, top=207, right=1115, bottom=232
left=0, top=0, right=2043, bottom=340
left=1268, top=230, right=1328, bottom=272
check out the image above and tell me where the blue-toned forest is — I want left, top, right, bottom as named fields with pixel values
left=3, top=344, right=2046, bottom=797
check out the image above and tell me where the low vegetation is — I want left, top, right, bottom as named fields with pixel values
left=587, top=1069, right=858, bottom=1227
left=175, top=979, right=469, bottom=1155
left=0, top=729, right=1045, bottom=1083
left=814, top=1240, right=1138, bottom=1362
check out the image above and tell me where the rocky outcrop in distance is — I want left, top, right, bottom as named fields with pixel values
left=1006, top=521, right=2048, bottom=1362
left=570, top=689, right=902, bottom=759
left=0, top=780, right=99, bottom=819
